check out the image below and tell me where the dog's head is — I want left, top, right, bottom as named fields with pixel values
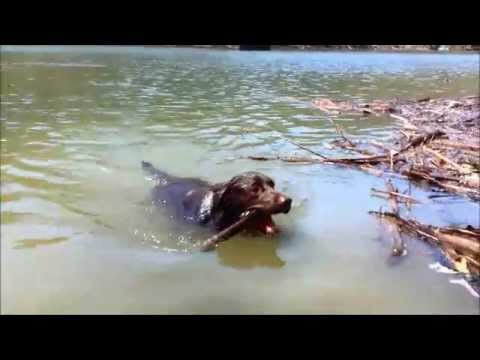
left=210, top=172, right=292, bottom=234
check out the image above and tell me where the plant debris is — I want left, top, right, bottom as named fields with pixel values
left=246, top=95, right=480, bottom=280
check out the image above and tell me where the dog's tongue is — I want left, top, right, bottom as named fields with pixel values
left=265, top=225, right=275, bottom=235
left=257, top=215, right=277, bottom=235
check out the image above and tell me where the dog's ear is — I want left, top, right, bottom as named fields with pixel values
left=197, top=182, right=229, bottom=224
left=211, top=182, right=229, bottom=210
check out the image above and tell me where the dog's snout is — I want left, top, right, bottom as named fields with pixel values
left=278, top=195, right=292, bottom=213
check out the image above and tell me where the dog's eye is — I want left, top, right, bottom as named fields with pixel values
left=252, top=185, right=261, bottom=193
left=268, top=180, right=275, bottom=187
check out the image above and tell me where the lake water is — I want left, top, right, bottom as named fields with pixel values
left=1, top=46, right=479, bottom=314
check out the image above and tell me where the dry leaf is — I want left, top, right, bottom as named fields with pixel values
left=453, top=257, right=470, bottom=274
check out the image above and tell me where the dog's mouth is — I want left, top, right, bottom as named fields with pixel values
left=251, top=214, right=279, bottom=235
left=238, top=211, right=278, bottom=235
left=242, top=201, right=291, bottom=235
left=247, top=198, right=292, bottom=216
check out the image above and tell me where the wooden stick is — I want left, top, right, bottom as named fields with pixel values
left=436, top=231, right=480, bottom=255
left=390, top=113, right=418, bottom=130
left=434, top=140, right=480, bottom=152
left=446, top=228, right=480, bottom=237
left=404, top=169, right=480, bottom=199
left=371, top=188, right=421, bottom=204
left=333, top=123, right=356, bottom=148
left=369, top=211, right=439, bottom=242
left=281, top=136, right=330, bottom=160
left=369, top=140, right=392, bottom=153
left=423, top=146, right=471, bottom=174
left=331, top=140, right=373, bottom=156
left=398, top=130, right=446, bottom=153
left=385, top=180, right=400, bottom=214
left=359, top=165, right=384, bottom=177
left=247, top=155, right=280, bottom=161
left=198, top=210, right=259, bottom=251
left=370, top=211, right=480, bottom=256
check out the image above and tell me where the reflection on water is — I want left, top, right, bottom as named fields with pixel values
left=13, top=236, right=69, bottom=250
left=1, top=46, right=479, bottom=314
left=217, top=235, right=286, bottom=269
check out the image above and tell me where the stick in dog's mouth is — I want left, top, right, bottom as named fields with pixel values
left=199, top=203, right=291, bottom=251
left=245, top=201, right=291, bottom=235
left=198, top=209, right=259, bottom=251
left=244, top=211, right=278, bottom=235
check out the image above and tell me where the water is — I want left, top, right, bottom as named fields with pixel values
left=1, top=46, right=479, bottom=314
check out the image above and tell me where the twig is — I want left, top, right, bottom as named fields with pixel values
left=404, top=169, right=480, bottom=200
left=247, top=155, right=280, bottom=161
left=333, top=122, right=356, bottom=148
left=198, top=210, right=259, bottom=251
left=397, top=130, right=446, bottom=153
left=390, top=113, right=418, bottom=130
left=434, top=140, right=480, bottom=152
left=247, top=155, right=325, bottom=164
left=423, top=146, right=471, bottom=174
left=371, top=188, right=421, bottom=204
left=385, top=180, right=400, bottom=214
left=369, top=140, right=392, bottom=153
left=281, top=136, right=330, bottom=160
left=435, top=231, right=480, bottom=255
left=369, top=211, right=480, bottom=261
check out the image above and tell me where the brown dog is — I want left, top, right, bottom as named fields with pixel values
left=142, top=161, right=292, bottom=235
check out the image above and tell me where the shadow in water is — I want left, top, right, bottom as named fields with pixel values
left=216, top=236, right=285, bottom=269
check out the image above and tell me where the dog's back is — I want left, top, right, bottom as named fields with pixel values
left=142, top=161, right=212, bottom=224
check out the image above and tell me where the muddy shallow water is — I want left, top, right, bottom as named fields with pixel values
left=1, top=46, right=479, bottom=314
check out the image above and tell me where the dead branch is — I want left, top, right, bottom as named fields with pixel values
left=423, top=146, right=472, bottom=174
left=390, top=113, right=418, bottom=130
left=434, top=140, right=480, bottom=152
left=331, top=121, right=356, bottom=148
left=369, top=210, right=480, bottom=275
left=246, top=155, right=323, bottom=164
left=403, top=169, right=480, bottom=200
left=398, top=130, right=446, bottom=153
left=385, top=180, right=400, bottom=214
left=435, top=231, right=480, bottom=255
left=369, top=140, right=393, bottom=153
left=281, top=136, right=330, bottom=159
left=371, top=188, right=421, bottom=204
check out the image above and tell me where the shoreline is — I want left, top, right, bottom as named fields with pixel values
left=148, top=45, right=480, bottom=53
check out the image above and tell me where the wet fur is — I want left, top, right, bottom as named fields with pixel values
left=142, top=161, right=291, bottom=234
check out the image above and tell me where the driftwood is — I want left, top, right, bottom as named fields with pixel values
left=383, top=180, right=407, bottom=256
left=369, top=210, right=480, bottom=276
left=371, top=188, right=421, bottom=204
left=370, top=178, right=479, bottom=277
left=434, top=140, right=480, bottom=152
left=280, top=135, right=330, bottom=160
left=422, top=146, right=471, bottom=174
left=245, top=95, right=480, bottom=279
left=250, top=96, right=480, bottom=201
